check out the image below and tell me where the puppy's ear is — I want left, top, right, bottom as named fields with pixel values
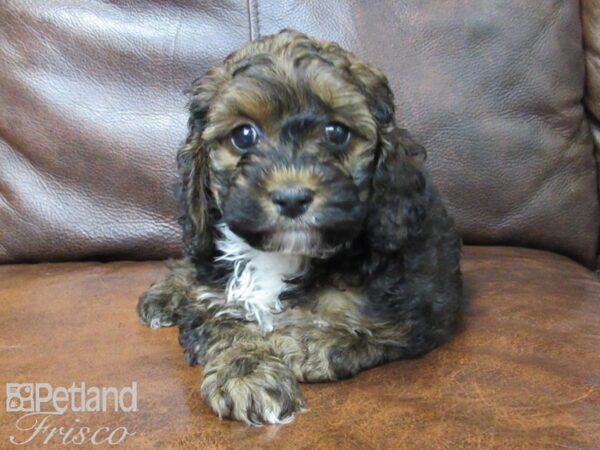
left=361, top=75, right=430, bottom=253
left=176, top=70, right=225, bottom=261
left=367, top=127, right=430, bottom=253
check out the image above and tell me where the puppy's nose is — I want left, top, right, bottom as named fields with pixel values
left=271, top=187, right=314, bottom=218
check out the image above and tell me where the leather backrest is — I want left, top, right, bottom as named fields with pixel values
left=1, top=0, right=598, bottom=267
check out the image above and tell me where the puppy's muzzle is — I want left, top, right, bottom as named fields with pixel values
left=271, top=185, right=314, bottom=218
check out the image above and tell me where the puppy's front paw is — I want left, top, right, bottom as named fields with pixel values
left=201, top=344, right=305, bottom=426
left=137, top=286, right=181, bottom=329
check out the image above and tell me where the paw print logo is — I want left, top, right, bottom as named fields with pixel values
left=5, top=383, right=35, bottom=412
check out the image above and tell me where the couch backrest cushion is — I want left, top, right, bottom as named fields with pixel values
left=1, top=0, right=598, bottom=266
left=0, top=1, right=249, bottom=261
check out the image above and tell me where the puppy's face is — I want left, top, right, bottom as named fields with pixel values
left=200, top=35, right=381, bottom=257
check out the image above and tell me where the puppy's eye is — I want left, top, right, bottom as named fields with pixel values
left=324, top=123, right=351, bottom=149
left=230, top=124, right=258, bottom=150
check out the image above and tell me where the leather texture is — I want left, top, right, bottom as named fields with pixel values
left=584, top=0, right=600, bottom=122
left=583, top=0, right=600, bottom=267
left=255, top=0, right=600, bottom=267
left=1, top=247, right=598, bottom=449
left=0, top=0, right=249, bottom=262
left=1, top=1, right=599, bottom=267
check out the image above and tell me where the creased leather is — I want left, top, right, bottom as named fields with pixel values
left=256, top=0, right=600, bottom=268
left=1, top=1, right=599, bottom=267
left=0, top=0, right=250, bottom=262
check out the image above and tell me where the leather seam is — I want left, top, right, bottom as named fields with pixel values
left=247, top=0, right=260, bottom=41
left=582, top=108, right=600, bottom=270
left=255, top=0, right=260, bottom=39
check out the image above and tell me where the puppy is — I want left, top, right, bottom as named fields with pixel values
left=138, top=29, right=463, bottom=425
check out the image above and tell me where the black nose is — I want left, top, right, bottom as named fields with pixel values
left=271, top=187, right=314, bottom=218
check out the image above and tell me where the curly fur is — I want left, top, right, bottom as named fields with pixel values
left=138, top=29, right=463, bottom=425
left=214, top=222, right=307, bottom=330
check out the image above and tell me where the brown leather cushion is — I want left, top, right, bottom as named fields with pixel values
left=1, top=247, right=598, bottom=448
left=1, top=1, right=598, bottom=266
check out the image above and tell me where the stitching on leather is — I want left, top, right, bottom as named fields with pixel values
left=247, top=0, right=259, bottom=41
left=246, top=0, right=254, bottom=41
left=254, top=0, right=260, bottom=39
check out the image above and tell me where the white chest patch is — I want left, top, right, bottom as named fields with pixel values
left=215, top=224, right=307, bottom=331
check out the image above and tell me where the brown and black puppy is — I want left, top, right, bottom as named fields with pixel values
left=138, top=29, right=463, bottom=425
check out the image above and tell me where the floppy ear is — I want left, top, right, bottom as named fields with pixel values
left=360, top=75, right=430, bottom=253
left=176, top=70, right=225, bottom=262
left=323, top=50, right=429, bottom=253
left=367, top=127, right=429, bottom=253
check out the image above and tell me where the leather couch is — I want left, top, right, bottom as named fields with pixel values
left=1, top=1, right=598, bottom=448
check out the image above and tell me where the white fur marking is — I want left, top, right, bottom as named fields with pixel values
left=215, top=224, right=307, bottom=331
